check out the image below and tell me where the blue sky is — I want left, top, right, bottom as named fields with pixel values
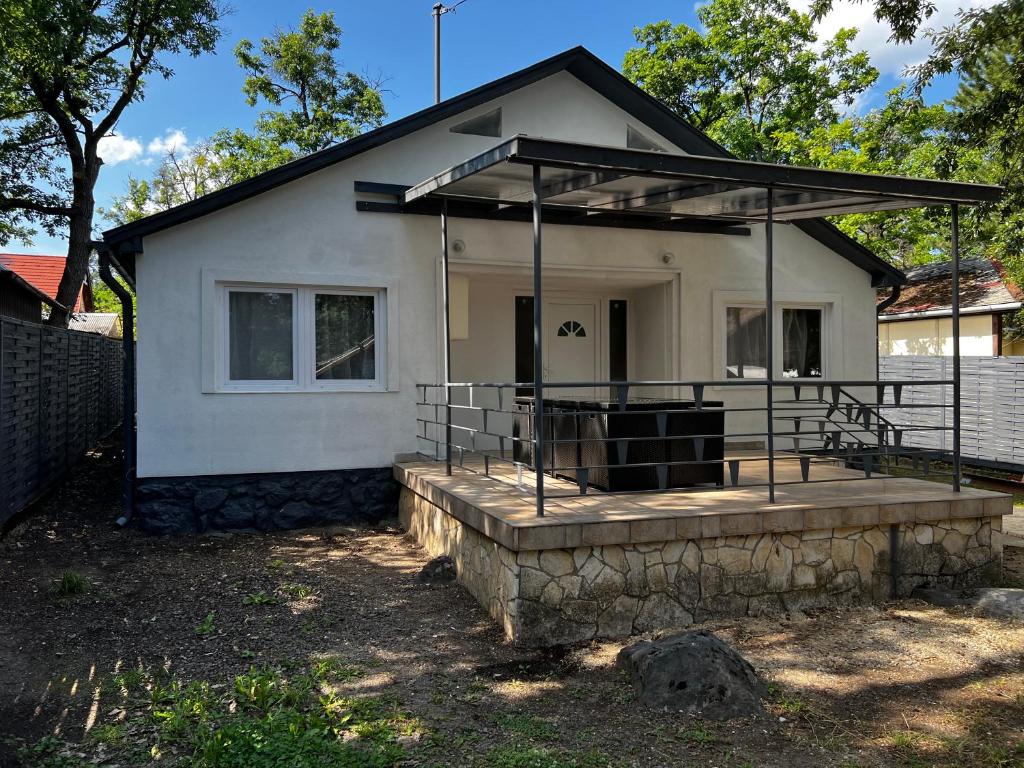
left=21, top=0, right=984, bottom=255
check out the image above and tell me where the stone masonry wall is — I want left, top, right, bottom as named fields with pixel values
left=136, top=467, right=398, bottom=534
left=399, top=488, right=519, bottom=637
left=399, top=487, right=1003, bottom=647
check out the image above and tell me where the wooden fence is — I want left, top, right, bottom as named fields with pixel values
left=879, top=355, right=1024, bottom=471
left=0, top=316, right=123, bottom=524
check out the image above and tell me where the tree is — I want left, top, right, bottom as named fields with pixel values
left=623, top=0, right=878, bottom=162
left=106, top=9, right=386, bottom=223
left=101, top=141, right=232, bottom=225
left=0, top=0, right=223, bottom=326
left=776, top=87, right=997, bottom=269
left=215, top=10, right=385, bottom=165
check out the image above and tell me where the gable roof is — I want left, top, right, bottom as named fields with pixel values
left=878, top=258, right=1023, bottom=319
left=101, top=46, right=903, bottom=287
left=0, top=253, right=86, bottom=311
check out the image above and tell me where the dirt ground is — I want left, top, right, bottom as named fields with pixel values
left=2, top=442, right=1023, bottom=768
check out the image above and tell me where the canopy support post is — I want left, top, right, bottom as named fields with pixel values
left=532, top=163, right=545, bottom=517
left=765, top=187, right=776, bottom=504
left=441, top=200, right=452, bottom=475
left=951, top=204, right=961, bottom=492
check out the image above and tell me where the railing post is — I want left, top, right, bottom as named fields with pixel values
left=765, top=187, right=776, bottom=503
left=951, top=204, right=961, bottom=491
left=440, top=200, right=453, bottom=476
left=532, top=163, right=545, bottom=517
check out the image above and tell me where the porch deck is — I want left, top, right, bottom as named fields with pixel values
left=394, top=453, right=1011, bottom=552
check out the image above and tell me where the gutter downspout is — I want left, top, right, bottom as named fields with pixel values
left=97, top=245, right=136, bottom=526
left=875, top=283, right=902, bottom=598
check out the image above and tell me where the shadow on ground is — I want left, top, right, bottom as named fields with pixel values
left=1, top=442, right=1022, bottom=767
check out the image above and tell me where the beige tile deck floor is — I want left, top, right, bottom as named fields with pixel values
left=394, top=452, right=1012, bottom=551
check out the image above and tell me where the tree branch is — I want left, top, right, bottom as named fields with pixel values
left=0, top=197, right=74, bottom=217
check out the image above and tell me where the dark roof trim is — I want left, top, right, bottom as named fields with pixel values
left=102, top=47, right=607, bottom=247
left=405, top=135, right=1000, bottom=207
left=102, top=45, right=908, bottom=286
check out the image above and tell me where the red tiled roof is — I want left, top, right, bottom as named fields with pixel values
left=877, top=258, right=1023, bottom=317
left=0, top=253, right=86, bottom=311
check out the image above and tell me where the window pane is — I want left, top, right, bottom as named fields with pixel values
left=229, top=291, right=293, bottom=380
left=315, top=293, right=376, bottom=380
left=782, top=308, right=823, bottom=378
left=726, top=307, right=766, bottom=379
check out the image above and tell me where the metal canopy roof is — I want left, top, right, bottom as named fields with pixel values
left=403, top=136, right=1002, bottom=223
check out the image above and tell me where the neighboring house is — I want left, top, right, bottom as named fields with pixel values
left=0, top=253, right=93, bottom=316
left=0, top=261, right=59, bottom=322
left=69, top=312, right=123, bottom=338
left=878, top=258, right=1024, bottom=356
left=98, top=46, right=1012, bottom=645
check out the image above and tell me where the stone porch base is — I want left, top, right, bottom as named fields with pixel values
left=399, top=485, right=1004, bottom=647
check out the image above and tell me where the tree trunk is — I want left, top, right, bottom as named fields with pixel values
left=48, top=172, right=97, bottom=328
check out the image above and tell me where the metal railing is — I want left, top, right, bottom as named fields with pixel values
left=414, top=379, right=957, bottom=515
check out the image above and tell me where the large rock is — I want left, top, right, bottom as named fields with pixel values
left=616, top=630, right=767, bottom=718
left=418, top=555, right=457, bottom=583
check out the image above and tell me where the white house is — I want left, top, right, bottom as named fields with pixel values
left=101, top=47, right=966, bottom=534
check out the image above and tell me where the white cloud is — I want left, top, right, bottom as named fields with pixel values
left=792, top=0, right=1001, bottom=77
left=97, top=134, right=143, bottom=165
left=147, top=129, right=189, bottom=157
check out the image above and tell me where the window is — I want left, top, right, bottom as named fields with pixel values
left=782, top=308, right=823, bottom=378
left=219, top=284, right=385, bottom=391
left=228, top=289, right=295, bottom=382
left=626, top=125, right=666, bottom=152
left=724, top=304, right=825, bottom=380
left=556, top=320, right=587, bottom=337
left=726, top=306, right=767, bottom=379
left=450, top=107, right=502, bottom=137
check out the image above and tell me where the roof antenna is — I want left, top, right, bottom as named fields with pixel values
left=433, top=1, right=467, bottom=104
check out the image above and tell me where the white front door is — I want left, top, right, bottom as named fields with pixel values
left=544, top=300, right=598, bottom=392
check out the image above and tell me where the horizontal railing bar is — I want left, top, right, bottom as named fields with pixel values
left=418, top=379, right=954, bottom=388
left=417, top=417, right=951, bottom=441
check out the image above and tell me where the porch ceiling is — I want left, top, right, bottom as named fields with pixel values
left=403, top=136, right=1003, bottom=224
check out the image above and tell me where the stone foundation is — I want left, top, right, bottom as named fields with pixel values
left=136, top=468, right=399, bottom=534
left=399, top=487, right=1003, bottom=646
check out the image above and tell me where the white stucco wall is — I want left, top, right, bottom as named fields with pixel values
left=879, top=314, right=996, bottom=356
left=135, top=71, right=879, bottom=478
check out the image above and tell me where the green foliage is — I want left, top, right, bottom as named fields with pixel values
left=243, top=590, right=278, bottom=606
left=13, top=735, right=86, bottom=767
left=0, top=0, right=223, bottom=323
left=623, top=0, right=878, bottom=162
left=54, top=569, right=89, bottom=596
left=195, top=611, right=216, bottom=635
left=107, top=9, right=386, bottom=224
left=129, top=663, right=407, bottom=766
left=311, top=656, right=363, bottom=683
left=233, top=10, right=385, bottom=155
left=494, top=713, right=559, bottom=742
left=778, top=86, right=997, bottom=268
left=622, top=0, right=1017, bottom=274
left=485, top=746, right=611, bottom=768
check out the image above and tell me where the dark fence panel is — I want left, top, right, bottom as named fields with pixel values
left=0, top=317, right=123, bottom=524
left=880, top=355, right=1024, bottom=470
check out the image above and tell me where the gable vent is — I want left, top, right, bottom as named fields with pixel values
left=450, top=107, right=502, bottom=138
left=626, top=125, right=665, bottom=152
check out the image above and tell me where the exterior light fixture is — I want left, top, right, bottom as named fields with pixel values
left=661, top=251, right=676, bottom=265
left=452, top=239, right=466, bottom=255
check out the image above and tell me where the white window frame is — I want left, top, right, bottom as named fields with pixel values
left=203, top=269, right=396, bottom=394
left=219, top=284, right=300, bottom=391
left=713, top=291, right=839, bottom=384
left=307, top=287, right=386, bottom=392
